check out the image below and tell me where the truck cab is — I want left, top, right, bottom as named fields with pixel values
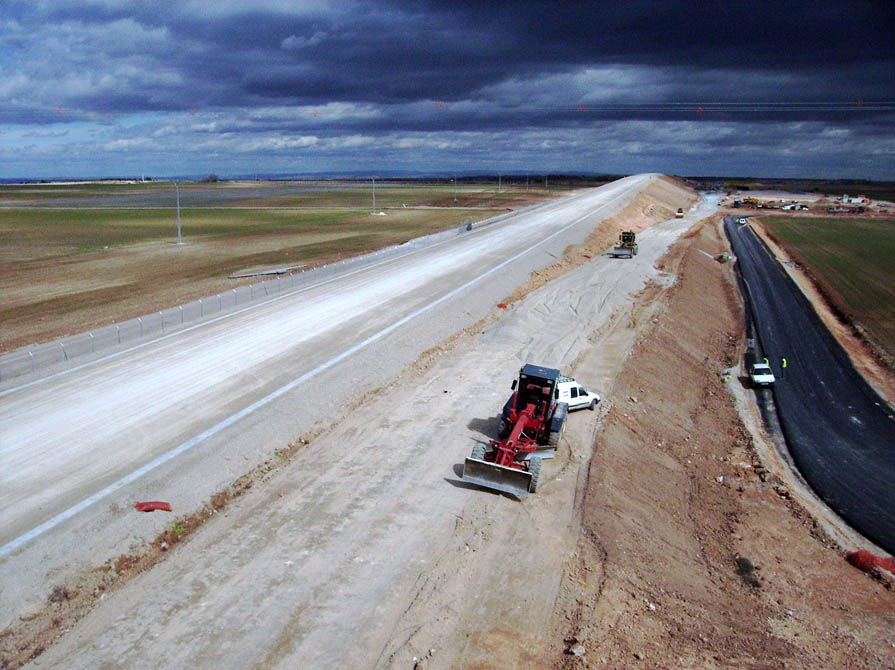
left=499, top=364, right=568, bottom=443
left=556, top=376, right=600, bottom=410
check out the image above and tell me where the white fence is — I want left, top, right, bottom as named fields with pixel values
left=0, top=207, right=527, bottom=383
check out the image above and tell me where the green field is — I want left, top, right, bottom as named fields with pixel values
left=762, top=216, right=895, bottom=360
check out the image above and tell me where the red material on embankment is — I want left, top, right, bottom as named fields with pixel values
left=847, top=550, right=895, bottom=573
left=135, top=501, right=172, bottom=512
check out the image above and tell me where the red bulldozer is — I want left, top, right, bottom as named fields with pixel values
left=462, top=364, right=568, bottom=497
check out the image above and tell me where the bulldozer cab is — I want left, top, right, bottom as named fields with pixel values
left=463, top=364, right=563, bottom=498
left=620, top=231, right=636, bottom=246
left=515, top=364, right=559, bottom=416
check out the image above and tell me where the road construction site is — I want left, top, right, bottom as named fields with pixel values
left=2, top=176, right=893, bottom=669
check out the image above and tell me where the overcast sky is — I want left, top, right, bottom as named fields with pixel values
left=1, top=0, right=893, bottom=179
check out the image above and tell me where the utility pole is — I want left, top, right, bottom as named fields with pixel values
left=498, top=174, right=501, bottom=193
left=371, top=176, right=376, bottom=214
left=172, top=180, right=182, bottom=245
left=545, top=174, right=548, bottom=190
left=453, top=174, right=457, bottom=202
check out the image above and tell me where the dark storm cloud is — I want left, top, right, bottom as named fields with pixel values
left=0, top=0, right=892, bottom=177
left=7, top=1, right=893, bottom=113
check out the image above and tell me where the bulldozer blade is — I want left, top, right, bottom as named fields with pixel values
left=517, top=447, right=555, bottom=461
left=462, top=457, right=532, bottom=498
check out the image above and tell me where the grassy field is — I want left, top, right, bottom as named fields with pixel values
left=761, top=216, right=895, bottom=361
left=0, top=207, right=471, bottom=261
left=0, top=181, right=167, bottom=201
left=0, top=180, right=576, bottom=208
left=0, top=181, right=567, bottom=351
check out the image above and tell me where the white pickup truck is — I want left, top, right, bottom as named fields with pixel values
left=556, top=376, right=601, bottom=410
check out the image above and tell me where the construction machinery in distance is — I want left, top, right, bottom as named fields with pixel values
left=609, top=230, right=638, bottom=258
left=462, top=364, right=568, bottom=498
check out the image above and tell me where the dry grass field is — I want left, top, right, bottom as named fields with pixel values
left=0, top=181, right=567, bottom=352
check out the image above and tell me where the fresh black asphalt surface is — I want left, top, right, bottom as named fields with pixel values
left=725, top=217, right=895, bottom=554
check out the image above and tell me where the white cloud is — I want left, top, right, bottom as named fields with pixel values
left=281, top=31, right=328, bottom=50
left=246, top=102, right=382, bottom=123
left=477, top=65, right=668, bottom=107
left=103, top=137, right=151, bottom=151
left=0, top=16, right=182, bottom=109
left=235, top=135, right=319, bottom=152
left=327, top=135, right=375, bottom=149
left=181, top=0, right=343, bottom=18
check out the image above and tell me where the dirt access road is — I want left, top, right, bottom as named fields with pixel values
left=4, top=177, right=700, bottom=667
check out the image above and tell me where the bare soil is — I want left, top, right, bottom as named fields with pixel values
left=502, top=176, right=697, bottom=305
left=551, top=219, right=895, bottom=669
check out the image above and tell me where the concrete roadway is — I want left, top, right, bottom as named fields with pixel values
left=26, top=187, right=713, bottom=670
left=0, top=174, right=655, bottom=624
left=725, top=217, right=895, bottom=554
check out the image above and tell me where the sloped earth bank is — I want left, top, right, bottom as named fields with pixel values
left=6, top=181, right=699, bottom=668
left=552, top=220, right=895, bottom=669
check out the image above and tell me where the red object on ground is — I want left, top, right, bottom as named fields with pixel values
left=135, top=501, right=172, bottom=512
left=497, top=303, right=508, bottom=309
left=582, top=254, right=591, bottom=259
left=847, top=550, right=895, bottom=573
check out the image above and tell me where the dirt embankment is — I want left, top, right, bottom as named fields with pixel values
left=553, top=219, right=895, bottom=669
left=503, top=176, right=697, bottom=305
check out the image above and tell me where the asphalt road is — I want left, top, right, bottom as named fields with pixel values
left=0, top=174, right=656, bottom=625
left=725, top=217, right=895, bottom=554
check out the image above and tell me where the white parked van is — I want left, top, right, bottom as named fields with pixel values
left=556, top=376, right=601, bottom=411
left=749, top=362, right=776, bottom=387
